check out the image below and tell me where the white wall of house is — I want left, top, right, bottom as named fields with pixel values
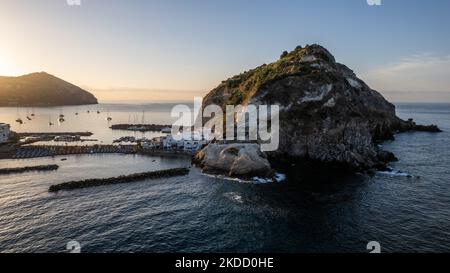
left=146, top=133, right=209, bottom=152
left=0, top=123, right=11, bottom=143
left=183, top=140, right=201, bottom=151
left=162, top=135, right=180, bottom=150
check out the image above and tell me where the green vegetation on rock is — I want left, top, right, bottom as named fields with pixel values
left=205, top=44, right=335, bottom=107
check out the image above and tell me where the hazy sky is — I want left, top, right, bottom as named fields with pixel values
left=0, top=0, right=449, bottom=102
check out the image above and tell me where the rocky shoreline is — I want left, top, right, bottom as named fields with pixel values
left=0, top=164, right=59, bottom=175
left=48, top=168, right=190, bottom=192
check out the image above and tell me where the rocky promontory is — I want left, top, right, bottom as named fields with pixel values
left=0, top=72, right=98, bottom=107
left=201, top=44, right=441, bottom=173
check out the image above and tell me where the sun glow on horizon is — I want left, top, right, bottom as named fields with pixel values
left=0, top=52, right=23, bottom=77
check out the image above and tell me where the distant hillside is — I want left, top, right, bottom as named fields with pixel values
left=0, top=72, right=98, bottom=107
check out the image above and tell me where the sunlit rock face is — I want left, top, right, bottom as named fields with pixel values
left=193, top=143, right=273, bottom=178
left=202, top=44, right=438, bottom=171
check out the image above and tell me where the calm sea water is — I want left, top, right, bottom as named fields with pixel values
left=0, top=103, right=182, bottom=144
left=1, top=103, right=450, bottom=253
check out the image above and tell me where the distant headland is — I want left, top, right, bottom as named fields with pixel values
left=0, top=72, right=98, bottom=107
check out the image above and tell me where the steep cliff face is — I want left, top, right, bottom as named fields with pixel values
left=0, top=72, right=98, bottom=106
left=202, top=44, right=439, bottom=171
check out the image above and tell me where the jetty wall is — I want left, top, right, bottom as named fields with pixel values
left=49, top=168, right=190, bottom=192
left=0, top=164, right=59, bottom=175
left=13, top=145, right=137, bottom=159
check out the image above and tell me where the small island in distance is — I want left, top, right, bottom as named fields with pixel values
left=0, top=72, right=98, bottom=107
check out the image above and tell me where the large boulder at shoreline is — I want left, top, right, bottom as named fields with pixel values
left=0, top=72, right=98, bottom=107
left=193, top=143, right=273, bottom=178
left=202, top=44, right=440, bottom=171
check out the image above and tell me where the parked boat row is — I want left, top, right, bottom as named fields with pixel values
left=113, top=136, right=140, bottom=143
left=110, top=124, right=173, bottom=132
left=17, top=132, right=94, bottom=145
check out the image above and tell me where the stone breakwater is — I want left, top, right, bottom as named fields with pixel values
left=48, top=168, right=190, bottom=192
left=17, top=132, right=93, bottom=137
left=12, top=145, right=137, bottom=159
left=0, top=164, right=59, bottom=175
left=2, top=144, right=197, bottom=159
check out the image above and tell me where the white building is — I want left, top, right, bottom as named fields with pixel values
left=178, top=131, right=207, bottom=152
left=161, top=135, right=177, bottom=150
left=0, top=123, right=11, bottom=143
left=157, top=131, right=208, bottom=152
left=140, top=130, right=210, bottom=152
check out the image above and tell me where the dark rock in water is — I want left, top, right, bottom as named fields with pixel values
left=0, top=72, right=98, bottom=107
left=397, top=119, right=442, bottom=133
left=377, top=150, right=398, bottom=164
left=202, top=44, right=441, bottom=172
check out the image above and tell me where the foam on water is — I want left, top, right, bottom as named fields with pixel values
left=202, top=172, right=286, bottom=185
left=223, top=192, right=244, bottom=204
left=252, top=173, right=286, bottom=184
left=377, top=168, right=413, bottom=177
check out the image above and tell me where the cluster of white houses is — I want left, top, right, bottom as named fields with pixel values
left=141, top=131, right=210, bottom=153
left=0, top=123, right=11, bottom=144
left=0, top=121, right=211, bottom=152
